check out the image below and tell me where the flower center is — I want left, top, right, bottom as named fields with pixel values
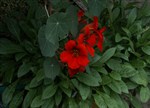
left=73, top=49, right=79, bottom=57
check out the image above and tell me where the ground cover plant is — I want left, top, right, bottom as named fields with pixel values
left=0, top=0, right=150, bottom=108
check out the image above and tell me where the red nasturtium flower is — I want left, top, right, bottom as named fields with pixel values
left=95, top=26, right=106, bottom=51
left=82, top=16, right=99, bottom=32
left=60, top=15, right=106, bottom=77
left=60, top=40, right=89, bottom=77
left=80, top=16, right=106, bottom=52
left=77, top=33, right=96, bottom=57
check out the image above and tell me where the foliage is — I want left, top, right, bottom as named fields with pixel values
left=0, top=0, right=150, bottom=108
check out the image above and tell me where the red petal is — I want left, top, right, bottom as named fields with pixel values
left=60, top=51, right=72, bottom=63
left=87, top=34, right=97, bottom=47
left=77, top=44, right=88, bottom=56
left=77, top=56, right=89, bottom=67
left=99, top=26, right=106, bottom=33
left=77, top=33, right=85, bottom=44
left=93, top=16, right=98, bottom=29
left=82, top=24, right=93, bottom=34
left=68, top=68, right=78, bottom=77
left=97, top=41, right=103, bottom=52
left=68, top=57, right=80, bottom=69
left=77, top=10, right=84, bottom=17
left=82, top=25, right=91, bottom=35
left=78, top=66, right=85, bottom=72
left=65, top=40, right=76, bottom=50
left=95, top=30, right=104, bottom=42
left=98, top=33, right=104, bottom=43
left=86, top=45, right=95, bottom=57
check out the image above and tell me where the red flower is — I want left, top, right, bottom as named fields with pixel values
left=77, top=33, right=96, bottom=57
left=77, top=10, right=87, bottom=24
left=96, top=27, right=106, bottom=51
left=82, top=16, right=99, bottom=32
left=68, top=66, right=85, bottom=77
left=60, top=40, right=89, bottom=69
left=81, top=16, right=106, bottom=52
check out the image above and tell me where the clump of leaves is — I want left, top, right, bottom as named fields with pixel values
left=0, top=0, right=150, bottom=108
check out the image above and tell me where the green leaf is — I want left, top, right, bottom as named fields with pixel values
left=118, top=81, right=129, bottom=94
left=130, top=69, right=148, bottom=86
left=35, top=69, right=45, bottom=82
left=112, top=8, right=120, bottom=22
left=101, top=76, right=112, bottom=85
left=94, top=94, right=107, bottom=108
left=127, top=8, right=137, bottom=26
left=90, top=54, right=101, bottom=64
left=23, top=40, right=36, bottom=54
left=108, top=81, right=122, bottom=94
left=29, top=77, right=41, bottom=88
left=142, top=46, right=150, bottom=55
left=61, top=87, right=72, bottom=97
left=9, top=91, right=24, bottom=108
left=69, top=99, right=78, bottom=108
left=41, top=98, right=54, bottom=108
left=119, top=64, right=138, bottom=78
left=59, top=80, right=69, bottom=89
left=35, top=4, right=47, bottom=20
left=109, top=71, right=121, bottom=81
left=111, top=93, right=127, bottom=108
left=138, top=0, right=150, bottom=18
left=43, top=57, right=61, bottom=80
left=55, top=91, right=62, bottom=106
left=101, top=93, right=118, bottom=108
left=45, top=13, right=69, bottom=45
left=38, top=26, right=58, bottom=57
left=17, top=62, right=31, bottom=77
left=95, top=47, right=116, bottom=65
left=126, top=81, right=138, bottom=90
left=122, top=27, right=131, bottom=37
left=15, top=53, right=26, bottom=61
left=79, top=84, right=90, bottom=100
left=142, top=28, right=150, bottom=40
left=129, top=22, right=142, bottom=35
left=140, top=86, right=150, bottom=103
left=2, top=81, right=18, bottom=106
left=88, top=0, right=107, bottom=16
left=90, top=69, right=102, bottom=82
left=115, top=33, right=122, bottom=42
left=71, top=79, right=79, bottom=89
left=3, top=66, right=15, bottom=83
left=23, top=89, right=37, bottom=108
left=106, top=59, right=122, bottom=71
left=102, top=86, right=110, bottom=95
left=130, top=97, right=142, bottom=108
left=6, top=18, right=20, bottom=41
left=19, top=21, right=37, bottom=38
left=131, top=59, right=146, bottom=69
left=0, top=38, right=24, bottom=54
left=79, top=101, right=89, bottom=108
left=66, top=6, right=78, bottom=38
left=95, top=67, right=108, bottom=75
left=115, top=52, right=129, bottom=61
left=76, top=73, right=99, bottom=87
left=51, top=0, right=61, bottom=5
left=42, top=84, right=57, bottom=99
left=31, top=95, right=43, bottom=107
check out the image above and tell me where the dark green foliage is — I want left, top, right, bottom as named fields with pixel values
left=0, top=0, right=150, bottom=108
